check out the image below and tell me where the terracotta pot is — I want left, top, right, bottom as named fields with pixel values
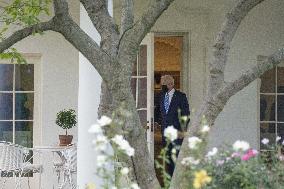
left=59, top=135, right=73, bottom=146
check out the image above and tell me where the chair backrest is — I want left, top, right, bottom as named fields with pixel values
left=0, top=141, right=25, bottom=172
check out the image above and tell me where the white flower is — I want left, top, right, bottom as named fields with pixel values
left=130, top=183, right=140, bottom=189
left=97, top=116, right=112, bottom=126
left=261, top=138, right=269, bottom=145
left=282, top=140, right=284, bottom=145
left=112, top=135, right=135, bottom=156
left=276, top=136, right=281, bottom=142
left=233, top=140, right=250, bottom=151
left=181, top=157, right=200, bottom=166
left=92, top=135, right=109, bottom=151
left=97, top=155, right=107, bottom=167
left=201, top=125, right=210, bottom=133
left=120, top=167, right=129, bottom=175
left=171, top=148, right=177, bottom=154
left=206, top=147, right=218, bottom=157
left=188, top=136, right=202, bottom=149
left=164, top=126, right=178, bottom=141
left=181, top=116, right=188, bottom=122
left=88, top=123, right=103, bottom=134
left=216, top=160, right=225, bottom=166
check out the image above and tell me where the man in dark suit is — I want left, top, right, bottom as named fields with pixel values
left=159, top=75, right=190, bottom=176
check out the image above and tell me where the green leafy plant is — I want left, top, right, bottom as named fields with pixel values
left=56, top=109, right=77, bottom=135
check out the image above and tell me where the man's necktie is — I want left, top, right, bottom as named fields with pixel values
left=164, top=92, right=169, bottom=113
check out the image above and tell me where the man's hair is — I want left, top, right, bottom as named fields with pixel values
left=161, top=75, right=174, bottom=85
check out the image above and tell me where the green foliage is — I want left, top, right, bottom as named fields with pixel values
left=56, top=109, right=77, bottom=133
left=3, top=0, right=51, bottom=26
left=0, top=48, right=27, bottom=64
left=0, top=0, right=52, bottom=64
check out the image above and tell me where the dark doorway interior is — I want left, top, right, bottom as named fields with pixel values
left=153, top=36, right=183, bottom=185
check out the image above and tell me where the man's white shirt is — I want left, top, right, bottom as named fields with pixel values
left=166, top=88, right=175, bottom=106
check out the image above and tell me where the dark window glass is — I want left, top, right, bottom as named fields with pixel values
left=0, top=93, right=13, bottom=120
left=260, top=123, right=275, bottom=150
left=15, top=64, right=34, bottom=91
left=138, top=78, right=147, bottom=109
left=260, top=68, right=275, bottom=93
left=0, top=121, right=13, bottom=142
left=15, top=93, right=34, bottom=120
left=0, top=64, right=13, bottom=91
left=15, top=121, right=33, bottom=147
left=260, top=95, right=275, bottom=121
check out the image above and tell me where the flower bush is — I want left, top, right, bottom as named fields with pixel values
left=87, top=114, right=284, bottom=189
left=87, top=115, right=140, bottom=189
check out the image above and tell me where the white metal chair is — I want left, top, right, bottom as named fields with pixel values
left=53, top=144, right=77, bottom=189
left=0, top=141, right=43, bottom=189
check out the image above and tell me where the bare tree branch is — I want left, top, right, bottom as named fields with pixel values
left=208, top=0, right=265, bottom=95
left=0, top=20, right=54, bottom=53
left=53, top=0, right=112, bottom=81
left=118, top=0, right=174, bottom=58
left=79, top=0, right=119, bottom=54
left=120, top=0, right=134, bottom=35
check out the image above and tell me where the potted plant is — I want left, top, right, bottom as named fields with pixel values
left=56, top=109, right=77, bottom=146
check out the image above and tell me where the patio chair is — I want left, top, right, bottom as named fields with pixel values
left=53, top=144, right=77, bottom=189
left=0, top=141, right=43, bottom=189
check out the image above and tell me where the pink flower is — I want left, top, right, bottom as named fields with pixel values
left=231, top=152, right=240, bottom=158
left=241, top=149, right=258, bottom=161
left=241, top=154, right=251, bottom=161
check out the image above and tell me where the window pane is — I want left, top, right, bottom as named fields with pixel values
left=0, top=93, right=13, bottom=120
left=132, top=57, right=137, bottom=76
left=15, top=121, right=33, bottom=147
left=260, top=95, right=275, bottom=121
left=131, top=78, right=137, bottom=102
left=138, top=110, right=147, bottom=128
left=277, top=95, right=284, bottom=122
left=0, top=64, right=13, bottom=91
left=15, top=93, right=34, bottom=120
left=138, top=78, right=147, bottom=109
left=260, top=68, right=275, bottom=93
left=0, top=121, right=13, bottom=142
left=15, top=64, right=34, bottom=91
left=277, top=123, right=284, bottom=144
left=260, top=123, right=275, bottom=149
left=138, top=45, right=147, bottom=76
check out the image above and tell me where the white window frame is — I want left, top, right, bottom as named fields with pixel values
left=258, top=55, right=284, bottom=151
left=0, top=54, right=41, bottom=147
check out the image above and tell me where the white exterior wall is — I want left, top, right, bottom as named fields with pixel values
left=3, top=1, right=80, bottom=189
left=114, top=0, right=284, bottom=149
left=77, top=1, right=113, bottom=188
left=208, top=0, right=284, bottom=149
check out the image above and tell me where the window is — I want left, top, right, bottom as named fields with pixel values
left=0, top=64, right=34, bottom=148
left=260, top=63, right=284, bottom=150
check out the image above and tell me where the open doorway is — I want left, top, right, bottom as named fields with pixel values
left=153, top=35, right=184, bottom=184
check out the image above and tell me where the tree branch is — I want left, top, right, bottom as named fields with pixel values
left=79, top=0, right=119, bottom=54
left=53, top=0, right=112, bottom=81
left=118, top=0, right=175, bottom=58
left=208, top=0, right=265, bottom=95
left=0, top=20, right=54, bottom=53
left=120, top=0, right=134, bottom=36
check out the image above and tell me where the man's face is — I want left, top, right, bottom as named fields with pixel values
left=161, top=76, right=174, bottom=91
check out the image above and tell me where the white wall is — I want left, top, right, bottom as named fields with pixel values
left=208, top=0, right=284, bottom=149
left=114, top=0, right=284, bottom=150
left=2, top=1, right=80, bottom=188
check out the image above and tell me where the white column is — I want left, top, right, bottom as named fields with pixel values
left=77, top=1, right=113, bottom=188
